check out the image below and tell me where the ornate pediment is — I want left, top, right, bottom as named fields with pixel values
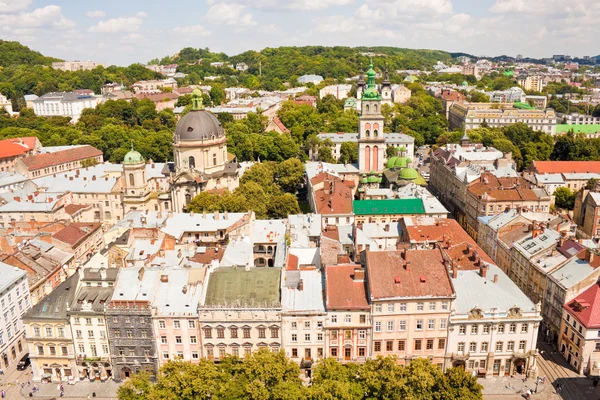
left=468, top=306, right=484, bottom=320
left=507, top=306, right=522, bottom=318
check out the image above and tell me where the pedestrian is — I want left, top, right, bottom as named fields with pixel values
left=1, top=389, right=5, bottom=399
left=0, top=368, right=4, bottom=375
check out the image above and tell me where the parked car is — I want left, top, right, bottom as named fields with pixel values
left=17, top=355, right=30, bottom=370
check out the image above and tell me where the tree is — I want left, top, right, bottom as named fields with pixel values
left=276, top=159, right=304, bottom=193
left=554, top=187, right=576, bottom=210
left=468, top=90, right=489, bottom=103
left=339, top=142, right=358, bottom=164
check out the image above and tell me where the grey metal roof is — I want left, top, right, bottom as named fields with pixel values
left=0, top=261, right=27, bottom=293
left=281, top=269, right=325, bottom=313
left=174, top=110, right=224, bottom=141
left=23, top=271, right=79, bottom=321
left=550, top=257, right=598, bottom=290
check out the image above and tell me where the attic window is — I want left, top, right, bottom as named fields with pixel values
left=187, top=127, right=193, bottom=132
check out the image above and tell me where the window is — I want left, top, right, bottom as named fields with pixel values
left=398, top=340, right=406, bottom=351
left=102, top=345, right=109, bottom=354
left=345, top=315, right=351, bottom=323
left=374, top=341, right=382, bottom=352
left=438, top=338, right=446, bottom=350
left=305, top=333, right=311, bottom=342
left=173, top=320, right=180, bottom=329
left=359, top=315, right=366, bottom=324
left=428, top=319, right=435, bottom=330
left=203, top=328, right=212, bottom=338
left=519, top=340, right=526, bottom=351
left=457, top=342, right=465, bottom=352
left=375, top=322, right=382, bottom=332
left=33, top=327, right=40, bottom=337
left=217, top=328, right=225, bottom=339
left=331, top=315, right=338, bottom=323
left=483, top=325, right=490, bottom=334
left=192, top=351, right=199, bottom=359
left=498, top=324, right=505, bottom=334
left=317, top=333, right=324, bottom=341
left=414, top=339, right=422, bottom=351
left=481, top=342, right=489, bottom=352
left=387, top=304, right=394, bottom=312
left=271, top=327, right=279, bottom=338
left=49, top=346, right=56, bottom=356
left=126, top=330, right=133, bottom=338
left=399, top=303, right=407, bottom=312
left=496, top=341, right=503, bottom=352
left=258, top=327, right=266, bottom=339
left=331, top=347, right=338, bottom=357
left=459, top=325, right=466, bottom=335
left=358, top=347, right=365, bottom=357
left=37, top=345, right=44, bottom=355
left=595, top=343, right=600, bottom=352
left=304, top=321, right=311, bottom=329
left=113, top=330, right=121, bottom=338
left=345, top=330, right=351, bottom=340
left=471, top=325, right=478, bottom=335
left=159, top=320, right=166, bottom=329
left=441, top=301, right=449, bottom=310
left=469, top=342, right=476, bottom=353
left=507, top=341, right=515, bottom=351
left=291, top=322, right=297, bottom=329
left=86, top=318, right=92, bottom=325
left=440, top=319, right=447, bottom=329
left=175, top=336, right=182, bottom=344
left=163, top=351, right=169, bottom=359
left=88, top=330, right=94, bottom=338
left=291, top=334, right=297, bottom=342
left=161, top=336, right=167, bottom=344
left=375, top=304, right=382, bottom=312
left=359, top=330, right=366, bottom=339
left=509, top=323, right=516, bottom=333
left=426, top=339, right=434, bottom=350
left=417, top=302, right=424, bottom=311
left=399, top=320, right=406, bottom=331
left=429, top=302, right=436, bottom=311
left=45, top=327, right=53, bottom=337
left=387, top=321, right=394, bottom=332
left=291, top=348, right=298, bottom=358
left=230, top=327, right=238, bottom=338
left=416, top=320, right=423, bottom=330
left=386, top=341, right=394, bottom=351
left=188, top=320, right=196, bottom=329
left=331, top=330, right=338, bottom=340
left=521, top=324, right=528, bottom=334
left=213, top=154, right=217, bottom=166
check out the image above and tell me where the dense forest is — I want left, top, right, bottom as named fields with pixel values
left=117, top=349, right=483, bottom=400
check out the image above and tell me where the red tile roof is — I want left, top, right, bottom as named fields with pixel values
left=135, top=92, right=179, bottom=103
left=0, top=137, right=37, bottom=159
left=365, top=249, right=455, bottom=299
left=286, top=254, right=299, bottom=271
left=52, top=222, right=101, bottom=248
left=440, top=89, right=466, bottom=102
left=326, top=264, right=370, bottom=310
left=564, top=282, right=600, bottom=328
left=531, top=161, right=600, bottom=174
left=272, top=117, right=289, bottom=133
left=20, top=146, right=102, bottom=171
left=310, top=172, right=354, bottom=215
left=64, top=204, right=91, bottom=216
left=468, top=172, right=540, bottom=202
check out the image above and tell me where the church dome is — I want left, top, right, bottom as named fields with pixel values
left=367, top=175, right=379, bottom=183
left=123, top=149, right=144, bottom=165
left=394, top=157, right=410, bottom=168
left=175, top=110, right=224, bottom=141
left=399, top=168, right=418, bottom=180
left=386, top=157, right=398, bottom=169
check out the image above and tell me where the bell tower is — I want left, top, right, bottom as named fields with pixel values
left=358, top=59, right=385, bottom=173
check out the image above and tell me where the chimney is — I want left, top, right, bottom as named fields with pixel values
left=401, top=248, right=407, bottom=260
left=138, top=267, right=145, bottom=281
left=157, top=211, right=162, bottom=219
left=493, top=274, right=498, bottom=283
left=160, top=274, right=169, bottom=283
left=446, top=239, right=452, bottom=249
left=394, top=276, right=401, bottom=284
left=585, top=248, right=595, bottom=264
left=353, top=268, right=365, bottom=281
left=466, top=243, right=472, bottom=254
left=92, top=175, right=96, bottom=181
left=404, top=261, right=411, bottom=271
left=298, top=279, right=304, bottom=291
left=100, top=268, right=107, bottom=280
left=480, top=263, right=488, bottom=278
left=214, top=211, right=219, bottom=220
left=384, top=224, right=389, bottom=232
left=182, top=285, right=188, bottom=294
left=224, top=211, right=228, bottom=220
left=452, top=263, right=458, bottom=279
left=69, top=177, right=73, bottom=181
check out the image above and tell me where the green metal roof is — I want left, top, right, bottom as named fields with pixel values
left=123, top=149, right=144, bottom=164
left=556, top=124, right=600, bottom=135
left=353, top=199, right=425, bottom=215
left=513, top=101, right=535, bottom=110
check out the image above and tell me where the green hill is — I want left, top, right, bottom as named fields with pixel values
left=0, top=40, right=60, bottom=67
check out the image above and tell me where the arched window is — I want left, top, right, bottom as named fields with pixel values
left=213, top=153, right=217, bottom=166
left=374, top=130, right=378, bottom=137
left=374, top=104, right=378, bottom=112
left=365, top=130, right=370, bottom=138
left=185, top=193, right=192, bottom=205
left=188, top=156, right=195, bottom=169
left=128, top=173, right=135, bottom=187
left=366, top=104, right=370, bottom=112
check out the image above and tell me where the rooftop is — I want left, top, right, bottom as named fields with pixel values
left=0, top=137, right=37, bottom=159
left=365, top=249, right=455, bottom=300
left=564, top=282, right=600, bottom=328
left=281, top=268, right=325, bottom=313
left=23, top=271, right=79, bottom=321
left=152, top=268, right=205, bottom=315
left=52, top=223, right=102, bottom=248
left=354, top=198, right=425, bottom=215
left=19, top=145, right=102, bottom=171
left=0, top=261, right=27, bottom=293
left=325, top=264, right=369, bottom=310
left=531, top=160, right=600, bottom=174
left=203, top=267, right=281, bottom=308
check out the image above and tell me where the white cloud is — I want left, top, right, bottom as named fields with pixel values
left=0, top=0, right=31, bottom=13
left=206, top=3, right=256, bottom=26
left=227, top=0, right=353, bottom=11
left=0, top=5, right=75, bottom=31
left=136, top=11, right=148, bottom=18
left=173, top=25, right=211, bottom=36
left=86, top=10, right=105, bottom=18
left=89, top=16, right=143, bottom=33
left=121, top=32, right=144, bottom=44
left=356, top=0, right=453, bottom=22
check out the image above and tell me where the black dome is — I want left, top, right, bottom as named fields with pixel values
left=175, top=110, right=225, bottom=141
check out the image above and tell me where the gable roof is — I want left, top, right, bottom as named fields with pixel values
left=325, top=264, right=369, bottom=310
left=0, top=137, right=38, bottom=159
left=19, top=145, right=102, bottom=171
left=52, top=223, right=102, bottom=248
left=23, top=271, right=79, bottom=321
left=531, top=161, right=600, bottom=174
left=565, top=282, right=600, bottom=328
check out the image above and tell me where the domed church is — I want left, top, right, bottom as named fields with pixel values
left=167, top=89, right=240, bottom=212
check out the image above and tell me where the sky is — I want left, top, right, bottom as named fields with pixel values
left=0, top=0, right=598, bottom=66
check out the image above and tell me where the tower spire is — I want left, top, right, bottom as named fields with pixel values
left=191, top=88, right=204, bottom=111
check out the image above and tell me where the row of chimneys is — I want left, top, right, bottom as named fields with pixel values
left=188, top=210, right=229, bottom=220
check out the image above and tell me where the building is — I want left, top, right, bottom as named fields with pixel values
left=153, top=267, right=205, bottom=366
left=107, top=267, right=159, bottom=381
left=324, top=264, right=371, bottom=362
left=0, top=137, right=41, bottom=173
left=167, top=90, right=240, bottom=212
left=281, top=265, right=326, bottom=371
left=199, top=267, right=282, bottom=359
left=69, top=268, right=117, bottom=381
left=0, top=92, right=13, bottom=115
left=298, top=75, right=323, bottom=85
left=448, top=102, right=557, bottom=135
left=353, top=198, right=447, bottom=225
left=0, top=262, right=31, bottom=374
left=317, top=132, right=414, bottom=164
left=235, top=63, right=249, bottom=72
left=525, top=95, right=548, bottom=109
left=518, top=76, right=543, bottom=92
left=574, top=190, right=600, bottom=239
left=265, top=117, right=289, bottom=134
left=135, top=92, right=179, bottom=112
left=307, top=172, right=354, bottom=226
left=365, top=249, right=455, bottom=368
left=560, top=282, right=600, bottom=374
left=439, top=89, right=467, bottom=119
left=559, top=113, right=600, bottom=125
left=319, top=84, right=353, bottom=100
left=52, top=223, right=104, bottom=264
left=52, top=61, right=106, bottom=71
left=31, top=92, right=103, bottom=122
left=23, top=272, right=79, bottom=382
left=15, top=145, right=103, bottom=179
left=132, top=79, right=177, bottom=93
left=464, top=171, right=551, bottom=239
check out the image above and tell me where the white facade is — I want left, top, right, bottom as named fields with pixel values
left=0, top=262, right=31, bottom=373
left=32, top=93, right=102, bottom=123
